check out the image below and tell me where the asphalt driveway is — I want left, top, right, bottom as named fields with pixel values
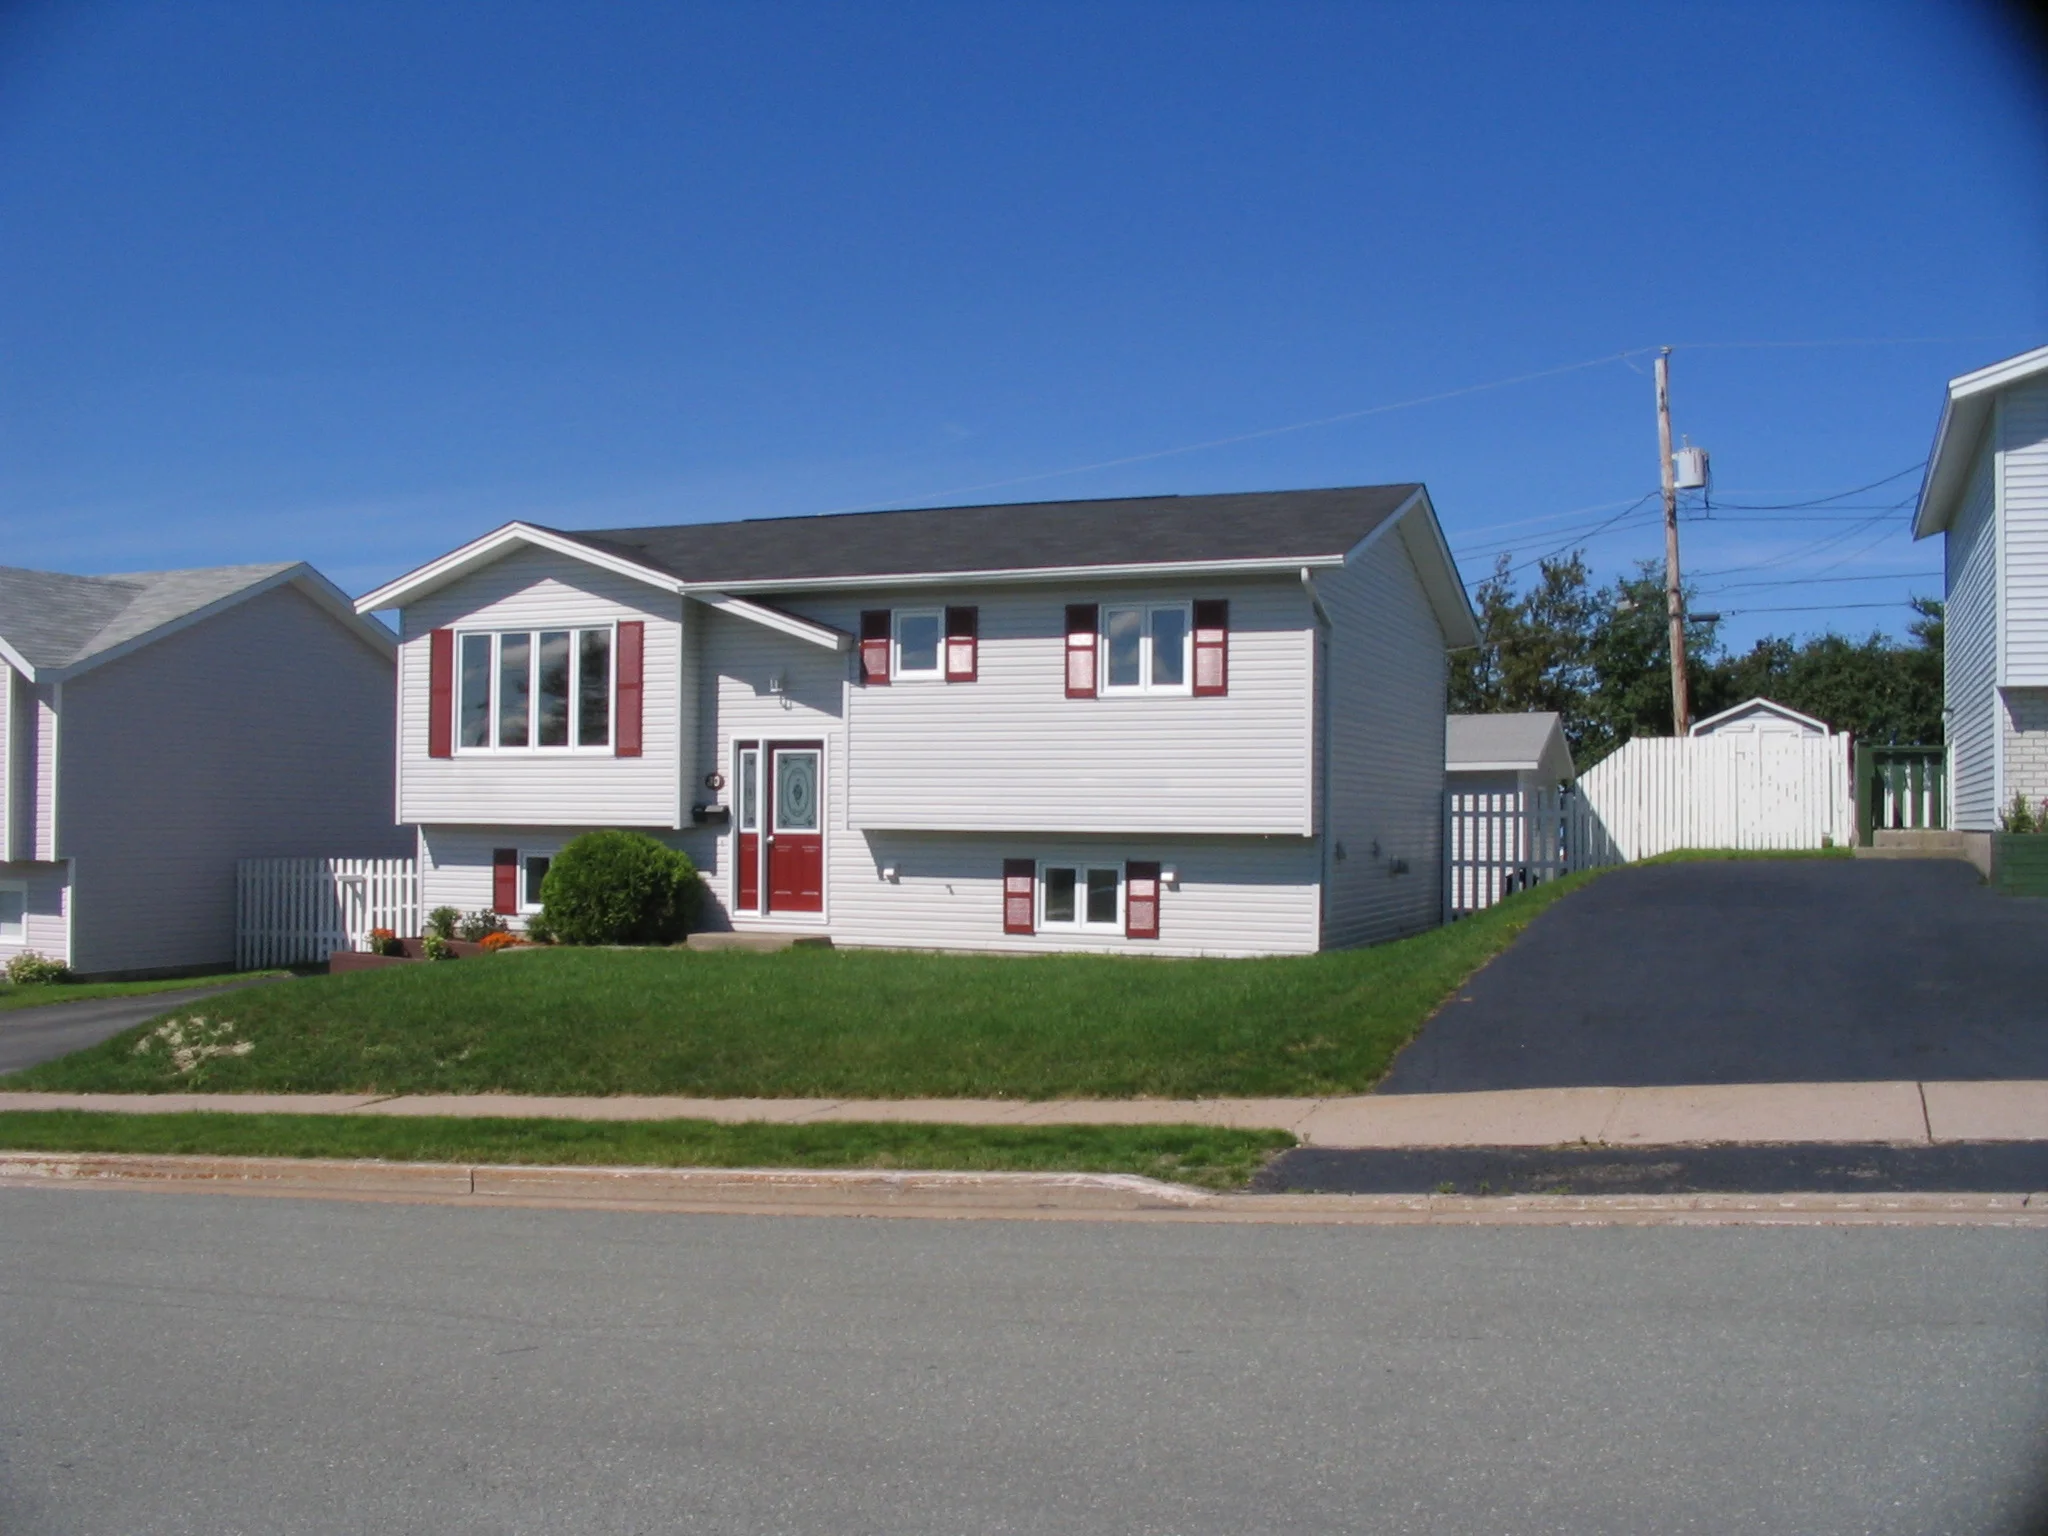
left=1379, top=858, right=2048, bottom=1093
left=0, top=981, right=283, bottom=1076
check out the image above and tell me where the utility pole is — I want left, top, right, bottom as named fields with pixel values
left=1655, top=347, right=1692, bottom=734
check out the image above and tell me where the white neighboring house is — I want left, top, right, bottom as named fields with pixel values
left=0, top=563, right=407, bottom=978
left=1688, top=697, right=1831, bottom=739
left=1445, top=712, right=1575, bottom=800
left=1913, top=342, right=2048, bottom=857
left=356, top=485, right=1480, bottom=957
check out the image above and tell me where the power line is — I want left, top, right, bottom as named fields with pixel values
left=1701, top=570, right=1943, bottom=594
left=1705, top=463, right=1926, bottom=511
left=1719, top=598, right=1936, bottom=615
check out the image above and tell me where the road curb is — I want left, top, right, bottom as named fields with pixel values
left=3, top=1151, right=2046, bottom=1225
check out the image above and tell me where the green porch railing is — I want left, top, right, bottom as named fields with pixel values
left=1855, top=744, right=1947, bottom=844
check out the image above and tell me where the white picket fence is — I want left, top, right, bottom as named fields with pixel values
left=1576, top=733, right=1854, bottom=861
left=237, top=858, right=419, bottom=968
left=1445, top=733, right=1856, bottom=916
left=1445, top=788, right=1617, bottom=917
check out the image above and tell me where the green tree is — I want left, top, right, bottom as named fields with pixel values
left=1702, top=598, right=1943, bottom=744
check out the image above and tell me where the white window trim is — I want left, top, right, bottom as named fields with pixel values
left=0, top=878, right=25, bottom=944
left=454, top=623, right=618, bottom=754
left=518, top=852, right=550, bottom=915
left=1038, top=861, right=1124, bottom=931
left=891, top=608, right=945, bottom=682
left=1099, top=603, right=1193, bottom=696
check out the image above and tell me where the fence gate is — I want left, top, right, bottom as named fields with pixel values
left=237, top=858, right=418, bottom=968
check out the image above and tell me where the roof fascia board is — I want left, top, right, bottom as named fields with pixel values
left=1342, top=488, right=1483, bottom=650
left=0, top=636, right=36, bottom=682
left=687, top=554, right=1346, bottom=596
left=691, top=592, right=850, bottom=651
left=1914, top=345, right=2048, bottom=539
left=1449, top=758, right=1546, bottom=772
left=355, top=523, right=682, bottom=613
left=42, top=565, right=365, bottom=685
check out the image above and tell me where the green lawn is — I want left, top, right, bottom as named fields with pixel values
left=0, top=1111, right=1291, bottom=1190
left=2, top=872, right=1605, bottom=1099
left=0, top=971, right=287, bottom=1013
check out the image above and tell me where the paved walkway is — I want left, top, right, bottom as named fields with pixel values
left=4, top=1079, right=2045, bottom=1147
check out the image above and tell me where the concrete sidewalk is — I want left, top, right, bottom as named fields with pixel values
left=3, top=1079, right=2046, bottom=1148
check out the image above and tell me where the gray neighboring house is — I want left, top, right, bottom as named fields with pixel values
left=1445, top=712, right=1575, bottom=800
left=0, top=562, right=407, bottom=978
left=1913, top=342, right=2048, bottom=859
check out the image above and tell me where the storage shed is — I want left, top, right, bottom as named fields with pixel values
left=1688, top=697, right=1831, bottom=740
left=1445, top=712, right=1575, bottom=798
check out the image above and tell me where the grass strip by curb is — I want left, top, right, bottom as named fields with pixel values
left=0, top=1112, right=1295, bottom=1191
left=0, top=972, right=288, bottom=1014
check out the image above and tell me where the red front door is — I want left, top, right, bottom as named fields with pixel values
left=765, top=745, right=823, bottom=914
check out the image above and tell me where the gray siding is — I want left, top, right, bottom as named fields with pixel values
left=0, top=861, right=69, bottom=967
left=2003, top=378, right=2048, bottom=684
left=59, top=583, right=405, bottom=975
left=1948, top=440, right=2000, bottom=829
left=398, top=547, right=685, bottom=829
left=1315, top=520, right=1452, bottom=946
left=819, top=580, right=1314, bottom=835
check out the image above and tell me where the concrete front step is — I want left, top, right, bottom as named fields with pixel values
left=1855, top=829, right=1968, bottom=860
left=684, top=931, right=835, bottom=952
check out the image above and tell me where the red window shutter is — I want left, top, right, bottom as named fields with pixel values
left=860, top=610, right=891, bottom=685
left=1003, top=858, right=1036, bottom=935
left=945, top=606, right=978, bottom=682
left=1064, top=604, right=1098, bottom=698
left=1126, top=861, right=1161, bottom=940
left=1193, top=600, right=1229, bottom=697
left=615, top=621, right=645, bottom=757
left=427, top=629, right=455, bottom=758
left=492, top=848, right=519, bottom=915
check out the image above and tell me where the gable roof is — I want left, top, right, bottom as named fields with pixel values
left=1446, top=712, right=1574, bottom=780
left=0, top=562, right=393, bottom=683
left=1688, top=696, right=1831, bottom=736
left=1913, top=342, right=2048, bottom=539
left=356, top=483, right=1481, bottom=647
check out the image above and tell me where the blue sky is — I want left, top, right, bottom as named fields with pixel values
left=1, top=1, right=2042, bottom=650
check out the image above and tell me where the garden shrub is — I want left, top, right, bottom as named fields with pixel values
left=421, top=933, right=455, bottom=961
left=4, top=952, right=69, bottom=985
left=425, top=906, right=461, bottom=941
left=457, top=909, right=507, bottom=943
left=540, top=830, right=701, bottom=945
left=365, top=928, right=403, bottom=957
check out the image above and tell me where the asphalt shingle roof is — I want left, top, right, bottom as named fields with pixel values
left=547, top=484, right=1423, bottom=585
left=0, top=562, right=299, bottom=673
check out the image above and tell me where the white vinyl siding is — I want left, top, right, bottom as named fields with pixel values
left=56, top=583, right=405, bottom=975
left=1315, top=520, right=1453, bottom=947
left=1947, top=441, right=2000, bottom=829
left=2001, top=378, right=2048, bottom=684
left=418, top=824, right=718, bottom=931
left=398, top=547, right=683, bottom=828
left=836, top=580, right=1313, bottom=834
left=0, top=862, right=69, bottom=966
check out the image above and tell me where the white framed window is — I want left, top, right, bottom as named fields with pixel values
left=1100, top=604, right=1191, bottom=695
left=520, top=855, right=550, bottom=914
left=458, top=626, right=614, bottom=752
left=892, top=609, right=944, bottom=680
left=1039, top=863, right=1122, bottom=930
left=0, top=880, right=25, bottom=944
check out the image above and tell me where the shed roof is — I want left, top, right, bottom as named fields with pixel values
left=0, top=562, right=389, bottom=682
left=1688, top=696, right=1831, bottom=736
left=1446, top=712, right=1574, bottom=779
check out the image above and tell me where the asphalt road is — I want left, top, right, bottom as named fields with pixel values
left=0, top=982, right=279, bottom=1075
left=1381, top=858, right=2048, bottom=1092
left=2, top=1190, right=2044, bottom=1535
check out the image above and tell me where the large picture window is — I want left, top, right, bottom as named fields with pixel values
left=458, top=627, right=614, bottom=751
left=1099, top=604, right=1191, bottom=695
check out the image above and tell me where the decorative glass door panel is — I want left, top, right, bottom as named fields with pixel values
left=766, top=746, right=824, bottom=914
left=735, top=744, right=761, bottom=912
